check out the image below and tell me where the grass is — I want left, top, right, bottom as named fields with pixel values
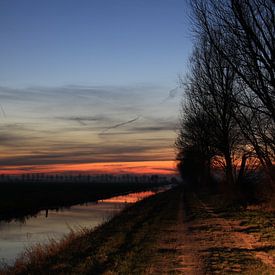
left=204, top=247, right=270, bottom=274
left=210, top=197, right=275, bottom=244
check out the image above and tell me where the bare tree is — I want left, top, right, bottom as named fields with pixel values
left=176, top=96, right=214, bottom=186
left=192, top=0, right=275, bottom=120
left=191, top=0, right=275, bottom=184
left=183, top=35, right=246, bottom=186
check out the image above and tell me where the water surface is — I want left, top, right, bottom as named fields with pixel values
left=0, top=190, right=157, bottom=264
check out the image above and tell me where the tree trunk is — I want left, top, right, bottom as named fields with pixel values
left=225, top=152, right=234, bottom=186
left=237, top=154, right=247, bottom=185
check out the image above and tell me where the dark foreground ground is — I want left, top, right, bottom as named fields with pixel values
left=1, top=187, right=274, bottom=274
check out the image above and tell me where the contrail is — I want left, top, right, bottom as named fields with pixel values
left=75, top=117, right=87, bottom=126
left=0, top=103, right=6, bottom=118
left=161, top=86, right=179, bottom=103
left=100, top=116, right=140, bottom=134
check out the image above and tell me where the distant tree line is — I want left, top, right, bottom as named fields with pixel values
left=0, top=173, right=173, bottom=185
left=176, top=0, right=274, bottom=199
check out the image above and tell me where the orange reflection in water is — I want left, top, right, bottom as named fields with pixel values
left=101, top=191, right=156, bottom=203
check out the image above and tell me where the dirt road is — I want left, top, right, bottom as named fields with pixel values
left=149, top=190, right=275, bottom=274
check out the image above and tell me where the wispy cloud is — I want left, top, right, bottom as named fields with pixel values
left=0, top=83, right=179, bottom=172
left=55, top=115, right=112, bottom=126
left=100, top=116, right=140, bottom=135
left=0, top=142, right=171, bottom=166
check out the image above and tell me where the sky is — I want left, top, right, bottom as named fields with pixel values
left=0, top=0, right=193, bottom=174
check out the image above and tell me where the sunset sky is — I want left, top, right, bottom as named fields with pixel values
left=0, top=0, right=192, bottom=174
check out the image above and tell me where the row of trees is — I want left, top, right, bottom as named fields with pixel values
left=176, top=0, right=274, bottom=195
left=0, top=173, right=168, bottom=184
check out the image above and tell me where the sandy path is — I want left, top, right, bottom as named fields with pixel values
left=148, top=190, right=275, bottom=274
left=148, top=193, right=203, bottom=274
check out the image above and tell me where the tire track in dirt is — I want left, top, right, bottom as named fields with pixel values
left=194, top=193, right=275, bottom=272
left=148, top=191, right=203, bottom=274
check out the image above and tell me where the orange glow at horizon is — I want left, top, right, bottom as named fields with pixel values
left=0, top=160, right=177, bottom=175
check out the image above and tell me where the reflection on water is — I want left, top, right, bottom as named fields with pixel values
left=0, top=190, right=158, bottom=265
left=101, top=191, right=156, bottom=203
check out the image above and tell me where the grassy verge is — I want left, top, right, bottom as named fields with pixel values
left=2, top=187, right=181, bottom=275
